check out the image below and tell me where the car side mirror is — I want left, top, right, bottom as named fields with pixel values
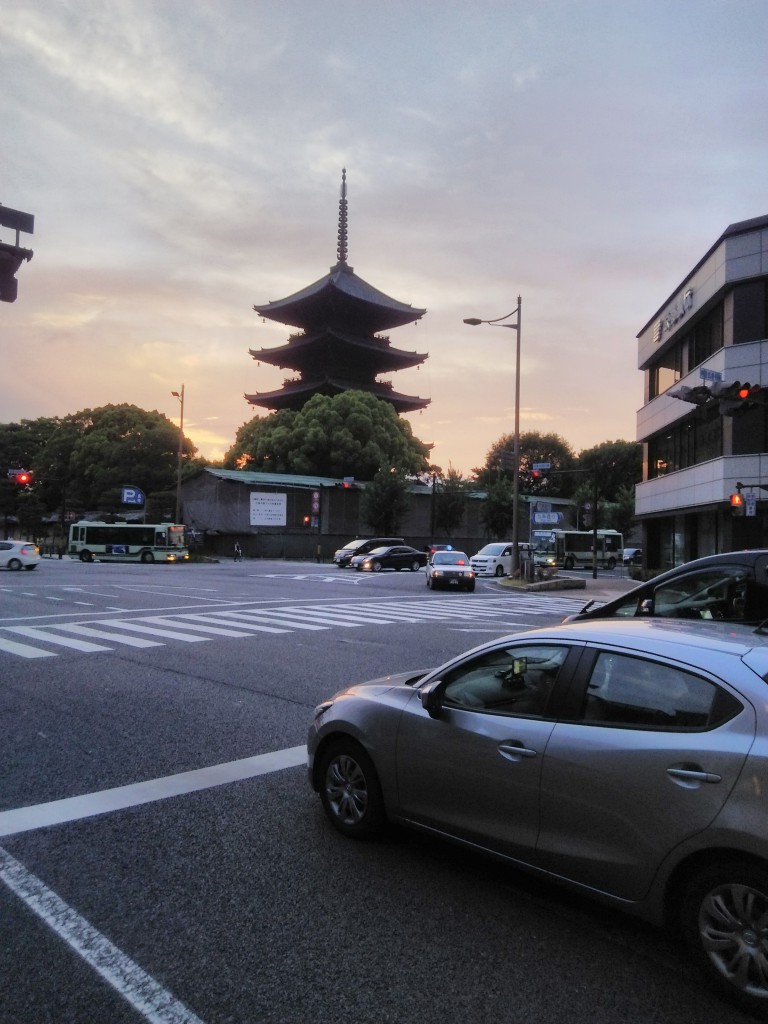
left=638, top=597, right=654, bottom=615
left=418, top=678, right=443, bottom=717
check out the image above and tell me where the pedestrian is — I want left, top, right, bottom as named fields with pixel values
left=234, top=541, right=242, bottom=562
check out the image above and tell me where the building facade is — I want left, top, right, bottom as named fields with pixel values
left=636, top=215, right=768, bottom=570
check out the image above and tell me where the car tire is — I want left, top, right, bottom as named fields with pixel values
left=410, top=560, right=421, bottom=572
left=466, top=582, right=475, bottom=592
left=317, top=739, right=386, bottom=839
left=607, top=557, right=616, bottom=569
left=679, top=858, right=768, bottom=1013
left=495, top=565, right=504, bottom=577
left=80, top=550, right=93, bottom=563
left=140, top=550, right=154, bottom=564
left=24, top=565, right=37, bottom=570
left=8, top=558, right=22, bottom=571
left=371, top=561, right=382, bottom=572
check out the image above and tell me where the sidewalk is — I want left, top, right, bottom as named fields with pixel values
left=501, top=571, right=639, bottom=602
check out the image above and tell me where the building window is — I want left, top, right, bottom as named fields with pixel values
left=733, top=281, right=767, bottom=344
left=647, top=405, right=722, bottom=478
left=647, top=304, right=724, bottom=399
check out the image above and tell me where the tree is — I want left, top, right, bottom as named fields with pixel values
left=432, top=466, right=469, bottom=537
left=6, top=405, right=199, bottom=520
left=576, top=440, right=642, bottom=502
left=474, top=431, right=577, bottom=496
left=481, top=476, right=516, bottom=539
left=360, top=469, right=412, bottom=535
left=225, top=391, right=431, bottom=480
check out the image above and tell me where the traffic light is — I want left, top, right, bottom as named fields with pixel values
left=0, top=206, right=35, bottom=303
left=7, top=468, right=32, bottom=486
left=711, top=380, right=754, bottom=416
left=730, top=491, right=745, bottom=516
left=669, top=384, right=712, bottom=406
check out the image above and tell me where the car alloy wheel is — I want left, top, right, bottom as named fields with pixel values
left=371, top=561, right=382, bottom=572
left=318, top=740, right=385, bottom=839
left=681, top=860, right=768, bottom=1013
left=7, top=558, right=22, bottom=571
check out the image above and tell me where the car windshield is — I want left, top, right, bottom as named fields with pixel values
left=433, top=551, right=469, bottom=565
left=365, top=547, right=389, bottom=556
left=478, top=544, right=505, bottom=555
left=341, top=540, right=365, bottom=551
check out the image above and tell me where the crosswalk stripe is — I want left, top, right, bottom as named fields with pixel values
left=0, top=594, right=591, bottom=660
left=104, top=621, right=210, bottom=642
left=5, top=626, right=111, bottom=653
left=143, top=616, right=279, bottom=638
left=53, top=624, right=163, bottom=648
left=0, top=636, right=57, bottom=659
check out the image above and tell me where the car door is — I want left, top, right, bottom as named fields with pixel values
left=536, top=647, right=755, bottom=901
left=395, top=642, right=580, bottom=860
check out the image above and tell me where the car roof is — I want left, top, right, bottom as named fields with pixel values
left=523, top=616, right=768, bottom=657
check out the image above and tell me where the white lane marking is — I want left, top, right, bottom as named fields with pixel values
left=0, top=745, right=306, bottom=837
left=202, top=611, right=327, bottom=632
left=0, top=847, right=207, bottom=1024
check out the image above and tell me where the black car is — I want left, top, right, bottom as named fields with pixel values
left=349, top=545, right=427, bottom=573
left=568, top=549, right=768, bottom=624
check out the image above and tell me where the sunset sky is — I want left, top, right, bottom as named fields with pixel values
left=2, top=1, right=767, bottom=475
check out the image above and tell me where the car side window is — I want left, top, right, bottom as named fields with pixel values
left=651, top=569, right=749, bottom=621
left=580, top=651, right=742, bottom=729
left=442, top=644, right=569, bottom=717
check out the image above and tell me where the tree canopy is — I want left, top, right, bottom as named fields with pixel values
left=225, top=391, right=431, bottom=480
left=474, top=431, right=577, bottom=496
left=0, top=405, right=197, bottom=527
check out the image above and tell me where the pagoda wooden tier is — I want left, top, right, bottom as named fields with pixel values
left=245, top=170, right=429, bottom=415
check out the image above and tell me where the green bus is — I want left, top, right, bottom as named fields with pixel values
left=68, top=521, right=189, bottom=563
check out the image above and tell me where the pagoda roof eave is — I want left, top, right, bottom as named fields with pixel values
left=249, top=327, right=428, bottom=371
left=254, top=264, right=426, bottom=330
left=245, top=377, right=430, bottom=414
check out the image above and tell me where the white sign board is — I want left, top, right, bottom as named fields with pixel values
left=250, top=492, right=287, bottom=526
left=533, top=512, right=562, bottom=524
left=746, top=491, right=758, bottom=517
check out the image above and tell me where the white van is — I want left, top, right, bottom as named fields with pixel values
left=470, top=541, right=531, bottom=577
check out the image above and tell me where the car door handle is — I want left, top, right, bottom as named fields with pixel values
left=666, top=767, right=722, bottom=784
left=498, top=742, right=538, bottom=762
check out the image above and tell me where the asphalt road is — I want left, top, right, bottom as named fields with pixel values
left=0, top=558, right=754, bottom=1024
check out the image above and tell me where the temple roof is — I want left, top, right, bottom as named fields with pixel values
left=254, top=263, right=426, bottom=332
left=245, top=376, right=430, bottom=414
left=249, top=326, right=427, bottom=373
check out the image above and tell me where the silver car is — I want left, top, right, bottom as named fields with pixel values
left=308, top=618, right=768, bottom=1014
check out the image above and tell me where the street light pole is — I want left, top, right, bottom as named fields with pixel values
left=171, top=384, right=185, bottom=524
left=464, top=295, right=523, bottom=576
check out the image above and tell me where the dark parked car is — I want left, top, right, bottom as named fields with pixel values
left=333, top=537, right=405, bottom=568
left=425, top=550, right=475, bottom=591
left=349, top=545, right=427, bottom=573
left=568, top=549, right=768, bottom=625
left=308, top=617, right=768, bottom=1014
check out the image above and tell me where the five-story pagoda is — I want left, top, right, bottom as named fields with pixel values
left=245, top=170, right=429, bottom=414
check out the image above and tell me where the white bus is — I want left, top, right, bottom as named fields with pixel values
left=68, top=521, right=190, bottom=563
left=532, top=529, right=623, bottom=571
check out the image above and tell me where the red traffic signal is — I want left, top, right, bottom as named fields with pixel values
left=730, top=492, right=745, bottom=516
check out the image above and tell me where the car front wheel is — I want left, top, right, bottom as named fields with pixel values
left=680, top=859, right=768, bottom=1014
left=317, top=740, right=385, bottom=839
left=410, top=560, right=421, bottom=571
left=495, top=565, right=504, bottom=577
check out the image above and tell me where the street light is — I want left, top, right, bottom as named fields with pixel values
left=464, top=295, right=523, bottom=576
left=171, top=384, right=185, bottom=524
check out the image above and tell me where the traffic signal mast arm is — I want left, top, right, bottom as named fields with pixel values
left=669, top=380, right=768, bottom=416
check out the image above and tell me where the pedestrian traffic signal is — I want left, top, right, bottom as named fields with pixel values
left=730, top=491, right=745, bottom=516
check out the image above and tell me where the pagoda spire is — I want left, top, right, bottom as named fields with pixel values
left=335, top=168, right=348, bottom=267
